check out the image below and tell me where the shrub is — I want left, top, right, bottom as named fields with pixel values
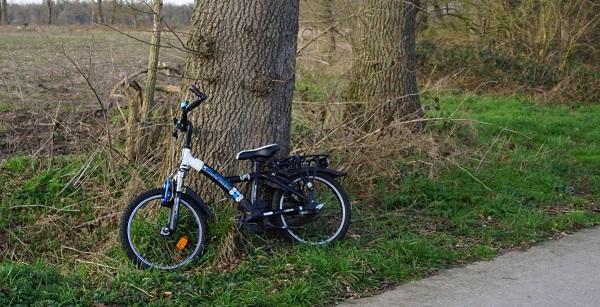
left=417, top=41, right=600, bottom=104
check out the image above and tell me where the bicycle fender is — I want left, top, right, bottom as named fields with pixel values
left=183, top=188, right=214, bottom=220
left=278, top=167, right=346, bottom=178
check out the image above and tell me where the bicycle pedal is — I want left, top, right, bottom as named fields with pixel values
left=243, top=210, right=265, bottom=223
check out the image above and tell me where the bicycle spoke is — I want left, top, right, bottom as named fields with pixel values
left=279, top=176, right=347, bottom=244
left=126, top=197, right=203, bottom=269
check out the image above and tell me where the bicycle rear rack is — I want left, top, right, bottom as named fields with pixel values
left=268, top=154, right=330, bottom=171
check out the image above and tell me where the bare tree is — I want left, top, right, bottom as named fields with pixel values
left=110, top=0, right=118, bottom=25
left=96, top=0, right=104, bottom=24
left=347, top=0, right=423, bottom=126
left=177, top=0, right=300, bottom=193
left=463, top=0, right=600, bottom=70
left=138, top=0, right=163, bottom=152
left=46, top=0, right=53, bottom=25
left=125, top=81, right=142, bottom=162
left=0, top=0, right=8, bottom=25
left=317, top=0, right=337, bottom=60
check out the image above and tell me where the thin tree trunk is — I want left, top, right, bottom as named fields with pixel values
left=317, top=0, right=336, bottom=60
left=0, top=0, right=8, bottom=25
left=432, top=0, right=443, bottom=20
left=347, top=0, right=423, bottom=126
left=125, top=81, right=143, bottom=162
left=110, top=0, right=118, bottom=25
left=177, top=0, right=299, bottom=196
left=317, top=0, right=342, bottom=130
left=418, top=0, right=429, bottom=29
left=140, top=0, right=163, bottom=151
left=131, top=13, right=137, bottom=28
left=46, top=0, right=53, bottom=25
left=97, top=0, right=104, bottom=24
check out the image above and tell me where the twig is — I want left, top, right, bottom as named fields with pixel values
left=297, top=13, right=356, bottom=55
left=110, top=66, right=180, bottom=97
left=59, top=150, right=98, bottom=195
left=43, top=33, right=115, bottom=154
left=441, top=156, right=494, bottom=194
left=75, top=259, right=118, bottom=270
left=74, top=212, right=119, bottom=229
left=9, top=204, right=80, bottom=212
left=123, top=282, right=155, bottom=298
left=477, top=128, right=505, bottom=170
left=5, top=228, right=33, bottom=256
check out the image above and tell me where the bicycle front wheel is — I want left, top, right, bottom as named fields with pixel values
left=120, top=189, right=207, bottom=270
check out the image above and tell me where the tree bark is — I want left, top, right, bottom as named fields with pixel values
left=96, top=0, right=104, bottom=24
left=347, top=0, right=423, bottom=126
left=317, top=0, right=337, bottom=61
left=0, top=0, right=8, bottom=25
left=46, top=0, right=52, bottom=25
left=110, top=0, right=118, bottom=25
left=125, top=81, right=142, bottom=162
left=177, top=0, right=299, bottom=195
left=432, top=0, right=443, bottom=20
left=140, top=0, right=163, bottom=151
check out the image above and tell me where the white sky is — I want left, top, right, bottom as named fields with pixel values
left=9, top=0, right=194, bottom=5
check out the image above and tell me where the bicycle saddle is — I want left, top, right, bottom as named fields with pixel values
left=236, top=144, right=280, bottom=161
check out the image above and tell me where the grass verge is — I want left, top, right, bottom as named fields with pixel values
left=1, top=95, right=599, bottom=305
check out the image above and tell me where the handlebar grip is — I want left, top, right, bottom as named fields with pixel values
left=189, top=85, right=200, bottom=96
left=184, top=85, right=208, bottom=112
left=189, top=85, right=207, bottom=100
left=187, top=99, right=201, bottom=110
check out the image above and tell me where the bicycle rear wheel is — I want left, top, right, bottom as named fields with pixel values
left=273, top=174, right=351, bottom=245
left=120, top=189, right=207, bottom=270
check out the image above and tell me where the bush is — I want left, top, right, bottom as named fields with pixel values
left=417, top=41, right=600, bottom=104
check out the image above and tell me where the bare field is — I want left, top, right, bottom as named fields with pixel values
left=0, top=27, right=185, bottom=157
left=0, top=25, right=352, bottom=158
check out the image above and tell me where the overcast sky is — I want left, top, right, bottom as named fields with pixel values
left=9, top=0, right=194, bottom=5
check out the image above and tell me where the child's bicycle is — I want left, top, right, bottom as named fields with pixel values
left=120, top=85, right=351, bottom=270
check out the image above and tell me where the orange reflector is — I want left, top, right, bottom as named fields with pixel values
left=176, top=236, right=189, bottom=251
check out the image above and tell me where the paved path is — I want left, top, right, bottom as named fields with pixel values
left=341, top=227, right=600, bottom=307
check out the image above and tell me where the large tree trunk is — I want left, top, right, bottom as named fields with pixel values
left=347, top=0, right=423, bottom=125
left=178, top=0, right=299, bottom=196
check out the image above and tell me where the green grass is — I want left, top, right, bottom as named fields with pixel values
left=0, top=102, right=10, bottom=112
left=1, top=95, right=599, bottom=305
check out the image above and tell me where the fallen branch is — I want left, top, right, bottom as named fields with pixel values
left=110, top=66, right=181, bottom=97
left=156, top=84, right=181, bottom=94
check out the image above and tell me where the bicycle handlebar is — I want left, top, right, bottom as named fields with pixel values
left=173, top=85, right=207, bottom=142
left=186, top=85, right=207, bottom=112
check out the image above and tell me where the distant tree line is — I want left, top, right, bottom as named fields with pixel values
left=0, top=1, right=192, bottom=27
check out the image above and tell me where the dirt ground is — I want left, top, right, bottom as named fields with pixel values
left=0, top=26, right=185, bottom=158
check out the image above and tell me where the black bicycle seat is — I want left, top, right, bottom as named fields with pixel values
left=236, top=144, right=280, bottom=161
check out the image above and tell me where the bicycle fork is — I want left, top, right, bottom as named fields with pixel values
left=161, top=168, right=187, bottom=236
